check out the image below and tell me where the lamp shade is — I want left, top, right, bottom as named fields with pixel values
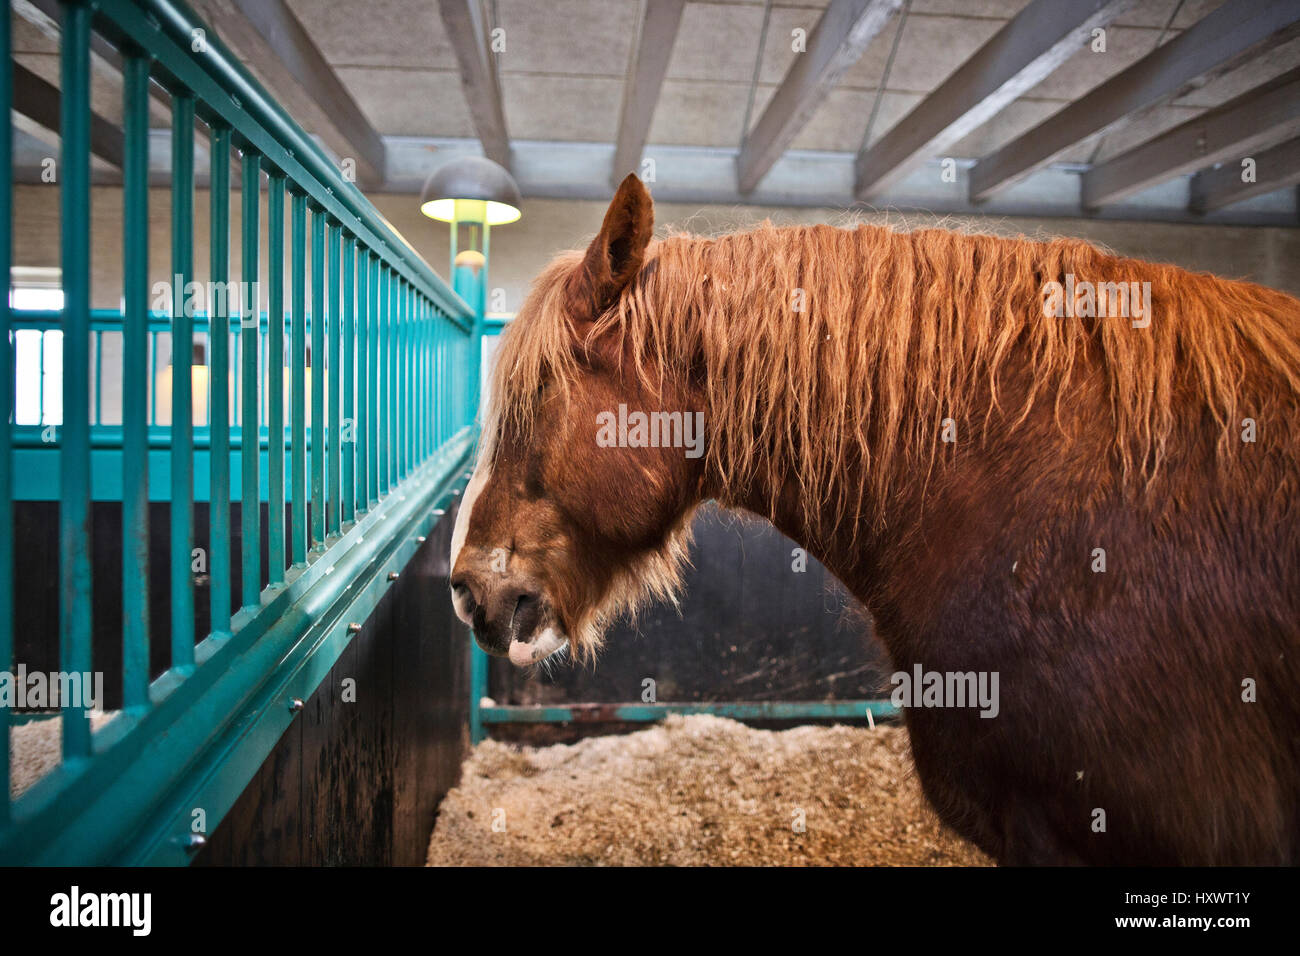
left=420, top=156, right=522, bottom=225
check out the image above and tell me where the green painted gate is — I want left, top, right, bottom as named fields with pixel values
left=0, top=0, right=482, bottom=864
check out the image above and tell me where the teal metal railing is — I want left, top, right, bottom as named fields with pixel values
left=0, top=0, right=481, bottom=863
left=5, top=310, right=411, bottom=497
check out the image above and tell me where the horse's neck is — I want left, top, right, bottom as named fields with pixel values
left=695, top=352, right=1065, bottom=652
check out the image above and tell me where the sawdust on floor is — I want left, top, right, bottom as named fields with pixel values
left=427, top=713, right=992, bottom=866
left=9, top=712, right=117, bottom=799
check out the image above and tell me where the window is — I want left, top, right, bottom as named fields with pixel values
left=10, top=267, right=64, bottom=425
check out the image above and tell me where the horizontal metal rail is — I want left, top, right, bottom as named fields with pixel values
left=480, top=701, right=901, bottom=726
left=0, top=0, right=482, bottom=864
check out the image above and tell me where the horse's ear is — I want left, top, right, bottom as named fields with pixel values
left=571, top=174, right=654, bottom=318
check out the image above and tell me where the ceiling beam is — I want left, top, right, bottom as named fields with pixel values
left=14, top=0, right=170, bottom=114
left=969, top=0, right=1300, bottom=202
left=1083, top=67, right=1300, bottom=208
left=737, top=0, right=901, bottom=194
left=1190, top=136, right=1300, bottom=212
left=611, top=0, right=687, bottom=186
left=18, top=132, right=1297, bottom=227
left=438, top=0, right=511, bottom=168
left=12, top=61, right=125, bottom=168
left=855, top=0, right=1131, bottom=200
left=190, top=0, right=386, bottom=186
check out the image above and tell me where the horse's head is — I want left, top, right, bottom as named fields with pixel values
left=450, top=175, right=704, bottom=667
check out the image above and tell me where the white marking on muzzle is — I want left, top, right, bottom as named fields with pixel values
left=509, top=626, right=566, bottom=667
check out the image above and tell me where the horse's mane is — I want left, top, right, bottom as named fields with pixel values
left=489, top=221, right=1300, bottom=534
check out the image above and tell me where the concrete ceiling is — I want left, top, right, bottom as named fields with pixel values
left=10, top=0, right=1300, bottom=224
left=275, top=0, right=1290, bottom=158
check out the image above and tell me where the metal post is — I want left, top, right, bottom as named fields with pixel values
left=310, top=205, right=325, bottom=550
left=208, top=124, right=232, bottom=636
left=342, top=234, right=355, bottom=524
left=170, top=91, right=197, bottom=674
left=0, top=1, right=14, bottom=813
left=240, top=150, right=261, bottom=608
left=122, top=51, right=152, bottom=706
left=290, top=190, right=308, bottom=566
left=267, top=173, right=286, bottom=582
left=327, top=219, right=341, bottom=537
left=60, top=0, right=94, bottom=755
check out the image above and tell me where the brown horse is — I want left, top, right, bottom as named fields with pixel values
left=450, top=174, right=1300, bottom=865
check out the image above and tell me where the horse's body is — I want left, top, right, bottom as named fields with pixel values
left=451, top=176, right=1300, bottom=865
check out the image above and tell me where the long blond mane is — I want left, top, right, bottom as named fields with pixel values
left=490, top=221, right=1300, bottom=536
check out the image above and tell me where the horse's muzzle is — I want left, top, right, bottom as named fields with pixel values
left=451, top=570, right=551, bottom=661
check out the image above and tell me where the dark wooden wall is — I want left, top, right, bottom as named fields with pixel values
left=195, top=505, right=470, bottom=866
left=9, top=499, right=470, bottom=866
left=489, top=502, right=891, bottom=713
left=13, top=499, right=284, bottom=706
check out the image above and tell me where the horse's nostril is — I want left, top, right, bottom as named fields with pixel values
left=450, top=577, right=475, bottom=609
left=511, top=592, right=542, bottom=641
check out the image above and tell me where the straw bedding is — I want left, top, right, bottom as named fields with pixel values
left=427, top=714, right=991, bottom=866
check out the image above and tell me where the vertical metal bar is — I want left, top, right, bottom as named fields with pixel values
left=402, top=281, right=412, bottom=477
left=171, top=90, right=197, bottom=674
left=355, top=246, right=368, bottom=515
left=396, top=280, right=404, bottom=481
left=427, top=303, right=434, bottom=456
left=425, top=302, right=434, bottom=458
left=377, top=263, right=388, bottom=497
left=451, top=324, right=459, bottom=435
left=60, top=0, right=93, bottom=756
left=93, top=330, right=102, bottom=424
left=290, top=190, right=307, bottom=565
left=148, top=330, right=157, bottom=424
left=400, top=282, right=410, bottom=481
left=388, top=269, right=398, bottom=487
left=469, top=642, right=488, bottom=745
left=466, top=327, right=473, bottom=430
left=413, top=297, right=422, bottom=464
left=310, top=206, right=325, bottom=548
left=267, top=173, right=286, bottom=583
left=342, top=234, right=356, bottom=524
left=410, top=297, right=418, bottom=464
left=231, top=321, right=239, bottom=425
left=421, top=299, right=430, bottom=460
left=121, top=52, right=151, bottom=710
left=408, top=286, right=416, bottom=471
left=240, top=150, right=261, bottom=608
left=0, top=1, right=14, bottom=813
left=327, top=220, right=340, bottom=536
left=417, top=294, right=425, bottom=464
left=37, top=331, right=44, bottom=425
left=368, top=255, right=379, bottom=506
left=431, top=306, right=441, bottom=455
left=415, top=297, right=424, bottom=465
left=440, top=314, right=448, bottom=447
left=208, top=124, right=231, bottom=637
left=412, top=297, right=422, bottom=464
left=449, top=317, right=456, bottom=440
left=433, top=312, right=441, bottom=448
left=439, top=314, right=448, bottom=444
